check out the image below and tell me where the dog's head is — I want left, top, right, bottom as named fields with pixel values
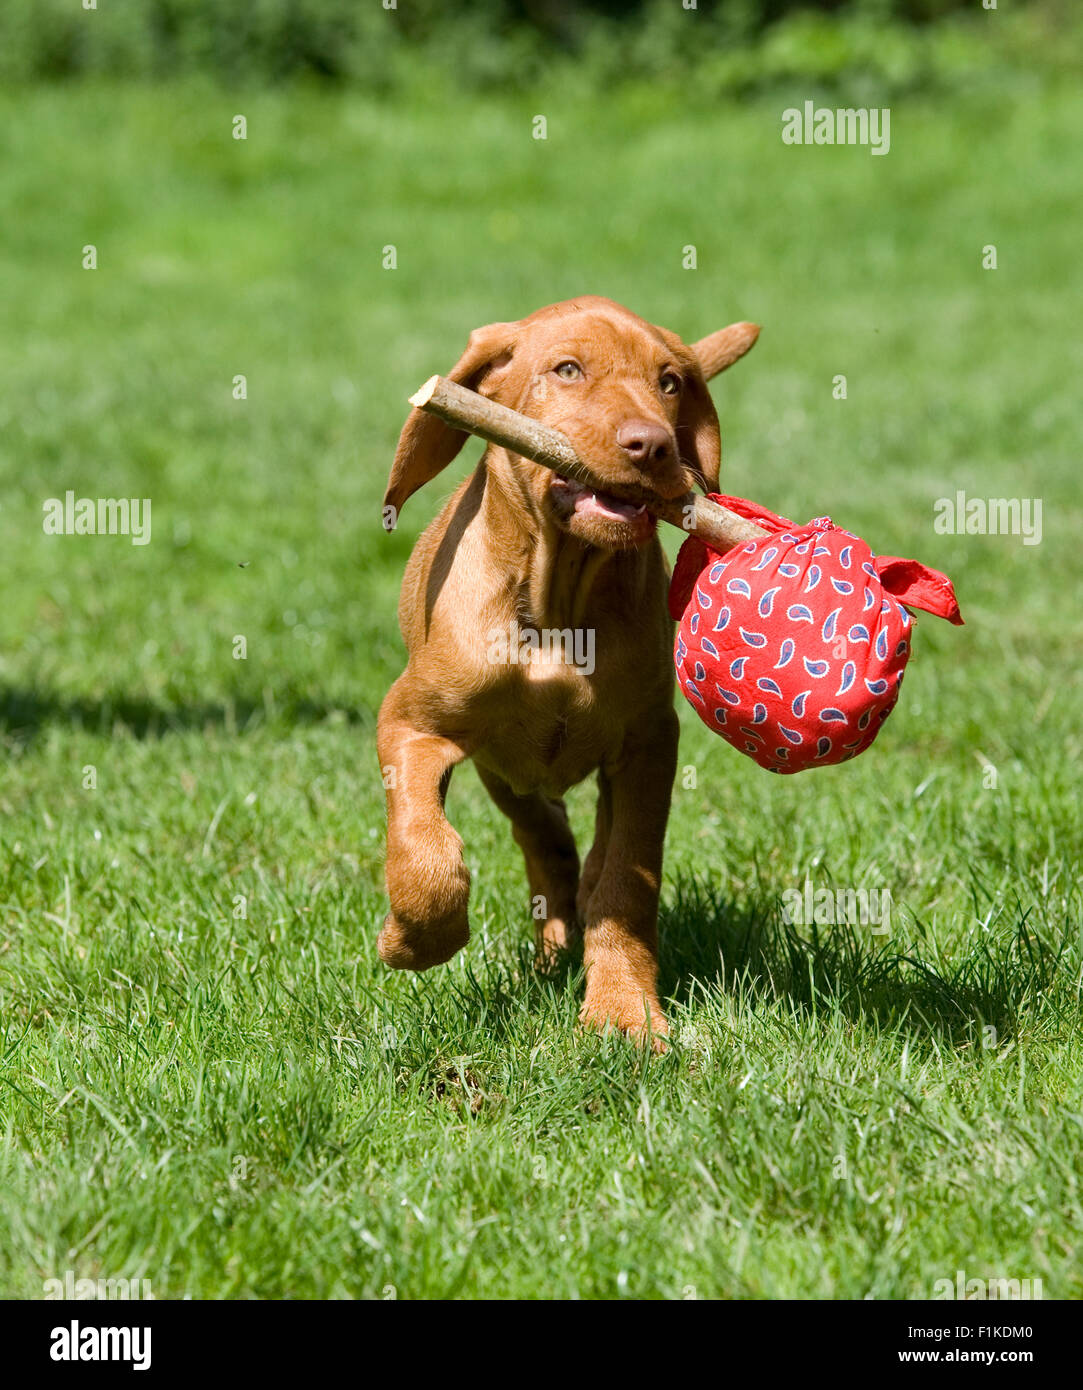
left=384, top=296, right=759, bottom=551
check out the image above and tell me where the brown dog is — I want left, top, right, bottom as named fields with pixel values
left=378, top=296, right=757, bottom=1046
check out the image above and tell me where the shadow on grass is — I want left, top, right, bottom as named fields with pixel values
left=658, top=875, right=1075, bottom=1045
left=0, top=686, right=371, bottom=745
left=361, top=877, right=1075, bottom=1059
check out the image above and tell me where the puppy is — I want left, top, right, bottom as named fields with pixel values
left=379, top=296, right=757, bottom=1045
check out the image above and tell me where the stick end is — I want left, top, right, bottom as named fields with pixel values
left=408, top=375, right=440, bottom=410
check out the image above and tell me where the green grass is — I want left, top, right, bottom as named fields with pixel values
left=0, top=75, right=1081, bottom=1300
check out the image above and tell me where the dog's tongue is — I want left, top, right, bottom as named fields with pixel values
left=574, top=489, right=647, bottom=522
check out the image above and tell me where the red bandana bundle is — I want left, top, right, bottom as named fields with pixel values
left=669, top=495, right=963, bottom=774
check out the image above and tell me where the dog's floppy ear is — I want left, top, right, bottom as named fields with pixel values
left=676, top=365, right=722, bottom=494
left=692, top=321, right=760, bottom=381
left=384, top=320, right=519, bottom=519
left=660, top=330, right=722, bottom=494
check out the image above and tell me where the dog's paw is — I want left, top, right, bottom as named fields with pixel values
left=533, top=915, right=582, bottom=975
left=579, top=991, right=669, bottom=1054
left=377, top=909, right=469, bottom=972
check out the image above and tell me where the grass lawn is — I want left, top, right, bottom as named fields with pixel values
left=0, top=75, right=1081, bottom=1300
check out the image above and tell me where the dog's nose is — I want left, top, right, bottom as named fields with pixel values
left=616, top=420, right=670, bottom=464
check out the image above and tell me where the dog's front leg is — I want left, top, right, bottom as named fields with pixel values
left=376, top=677, right=470, bottom=971
left=475, top=765, right=581, bottom=971
left=579, top=708, right=679, bottom=1050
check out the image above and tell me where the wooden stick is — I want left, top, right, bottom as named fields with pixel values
left=408, top=375, right=769, bottom=551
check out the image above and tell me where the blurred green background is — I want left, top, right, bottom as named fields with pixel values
left=0, top=1, right=1081, bottom=1301
left=3, top=0, right=1081, bottom=93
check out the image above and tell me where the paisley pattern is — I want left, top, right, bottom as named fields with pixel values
left=669, top=495, right=962, bottom=774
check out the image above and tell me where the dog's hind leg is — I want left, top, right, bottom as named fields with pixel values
left=576, top=769, right=612, bottom=921
left=475, top=766, right=581, bottom=971
left=376, top=677, right=471, bottom=971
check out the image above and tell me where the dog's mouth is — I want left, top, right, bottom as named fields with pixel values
left=548, top=474, right=657, bottom=545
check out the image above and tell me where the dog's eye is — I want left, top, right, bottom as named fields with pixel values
left=553, top=361, right=582, bottom=381
left=660, top=372, right=682, bottom=396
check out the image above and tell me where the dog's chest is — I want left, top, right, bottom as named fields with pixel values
left=473, top=645, right=655, bottom=796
